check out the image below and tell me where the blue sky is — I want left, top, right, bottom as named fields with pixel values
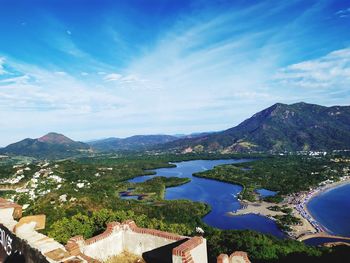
left=0, top=0, right=350, bottom=145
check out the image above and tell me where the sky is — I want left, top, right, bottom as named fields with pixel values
left=0, top=0, right=350, bottom=146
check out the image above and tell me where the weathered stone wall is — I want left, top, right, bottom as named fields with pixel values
left=189, top=238, right=208, bottom=263
left=217, top=251, right=251, bottom=263
left=0, top=223, right=50, bottom=263
left=67, top=221, right=187, bottom=261
left=1, top=198, right=250, bottom=263
left=124, top=220, right=184, bottom=256
left=81, top=223, right=124, bottom=261
left=0, top=198, right=85, bottom=263
left=172, top=236, right=208, bottom=263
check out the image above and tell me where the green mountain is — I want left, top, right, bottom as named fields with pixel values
left=162, top=102, right=350, bottom=153
left=88, top=134, right=179, bottom=151
left=0, top=132, right=90, bottom=158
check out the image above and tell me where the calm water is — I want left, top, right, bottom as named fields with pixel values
left=308, top=183, right=350, bottom=237
left=304, top=237, right=350, bottom=246
left=129, top=159, right=285, bottom=238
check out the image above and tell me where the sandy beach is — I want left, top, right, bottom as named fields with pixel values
left=304, top=176, right=350, bottom=205
left=227, top=201, right=285, bottom=217
left=229, top=176, right=350, bottom=239
left=294, top=176, right=350, bottom=238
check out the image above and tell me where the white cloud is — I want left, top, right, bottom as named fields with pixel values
left=54, top=71, right=67, bottom=76
left=0, top=57, right=6, bottom=75
left=335, top=7, right=350, bottom=18
left=274, top=47, right=350, bottom=89
left=117, top=7, right=282, bottom=118
left=0, top=59, right=127, bottom=114
left=1, top=2, right=348, bottom=145
left=0, top=75, right=30, bottom=84
left=103, top=73, right=122, bottom=82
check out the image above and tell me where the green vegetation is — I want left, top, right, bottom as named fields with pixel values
left=274, top=214, right=301, bottom=232
left=48, top=209, right=195, bottom=244
left=194, top=155, right=349, bottom=201
left=0, top=132, right=90, bottom=159
left=1, top=153, right=349, bottom=262
left=0, top=190, right=15, bottom=198
left=163, top=102, right=350, bottom=153
left=132, top=176, right=191, bottom=199
left=266, top=205, right=301, bottom=232
left=205, top=228, right=322, bottom=262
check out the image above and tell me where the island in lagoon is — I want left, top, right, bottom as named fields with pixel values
left=192, top=154, right=350, bottom=244
left=1, top=151, right=350, bottom=262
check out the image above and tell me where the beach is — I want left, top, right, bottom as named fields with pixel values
left=227, top=201, right=285, bottom=217
left=293, top=176, right=350, bottom=236
left=229, top=175, right=350, bottom=239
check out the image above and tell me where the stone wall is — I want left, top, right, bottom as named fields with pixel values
left=0, top=198, right=250, bottom=263
left=0, top=198, right=86, bottom=263
left=0, top=223, right=50, bottom=263
left=66, top=220, right=209, bottom=263
left=217, top=251, right=251, bottom=263
left=172, top=236, right=207, bottom=263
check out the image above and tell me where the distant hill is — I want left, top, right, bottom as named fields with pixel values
left=3, top=103, right=349, bottom=156
left=0, top=132, right=90, bottom=158
left=161, top=102, right=350, bottom=153
left=175, top=131, right=217, bottom=139
left=88, top=134, right=179, bottom=151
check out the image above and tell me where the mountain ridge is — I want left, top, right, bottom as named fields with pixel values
left=88, top=134, right=178, bottom=151
left=0, top=132, right=90, bottom=158
left=160, top=102, right=350, bottom=153
left=2, top=102, right=350, bottom=157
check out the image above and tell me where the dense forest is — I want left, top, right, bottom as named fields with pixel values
left=194, top=155, right=349, bottom=201
left=0, top=153, right=350, bottom=262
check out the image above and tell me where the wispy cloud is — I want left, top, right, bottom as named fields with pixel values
left=0, top=0, right=349, bottom=145
left=335, top=7, right=350, bottom=18
left=103, top=73, right=122, bottom=82
left=274, top=48, right=350, bottom=89
left=0, top=57, right=6, bottom=75
left=0, top=75, right=30, bottom=84
left=118, top=3, right=289, bottom=118
left=0, top=57, right=127, bottom=114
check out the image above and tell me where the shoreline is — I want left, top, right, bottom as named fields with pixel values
left=297, top=176, right=350, bottom=236
left=305, top=177, right=350, bottom=205
left=229, top=176, right=350, bottom=240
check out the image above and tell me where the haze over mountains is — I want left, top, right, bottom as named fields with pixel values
left=1, top=102, right=350, bottom=158
left=88, top=132, right=215, bottom=151
left=88, top=135, right=178, bottom=151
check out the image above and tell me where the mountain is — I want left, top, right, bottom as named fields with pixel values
left=175, top=131, right=217, bottom=139
left=161, top=102, right=350, bottom=153
left=88, top=135, right=179, bottom=151
left=0, top=132, right=90, bottom=158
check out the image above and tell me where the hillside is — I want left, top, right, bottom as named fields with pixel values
left=0, top=132, right=90, bottom=158
left=162, top=102, right=350, bottom=153
left=89, top=134, right=179, bottom=151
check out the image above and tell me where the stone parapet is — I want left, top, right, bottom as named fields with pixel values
left=217, top=251, right=251, bottom=263
left=0, top=198, right=250, bottom=263
left=0, top=197, right=22, bottom=219
left=0, top=198, right=85, bottom=263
